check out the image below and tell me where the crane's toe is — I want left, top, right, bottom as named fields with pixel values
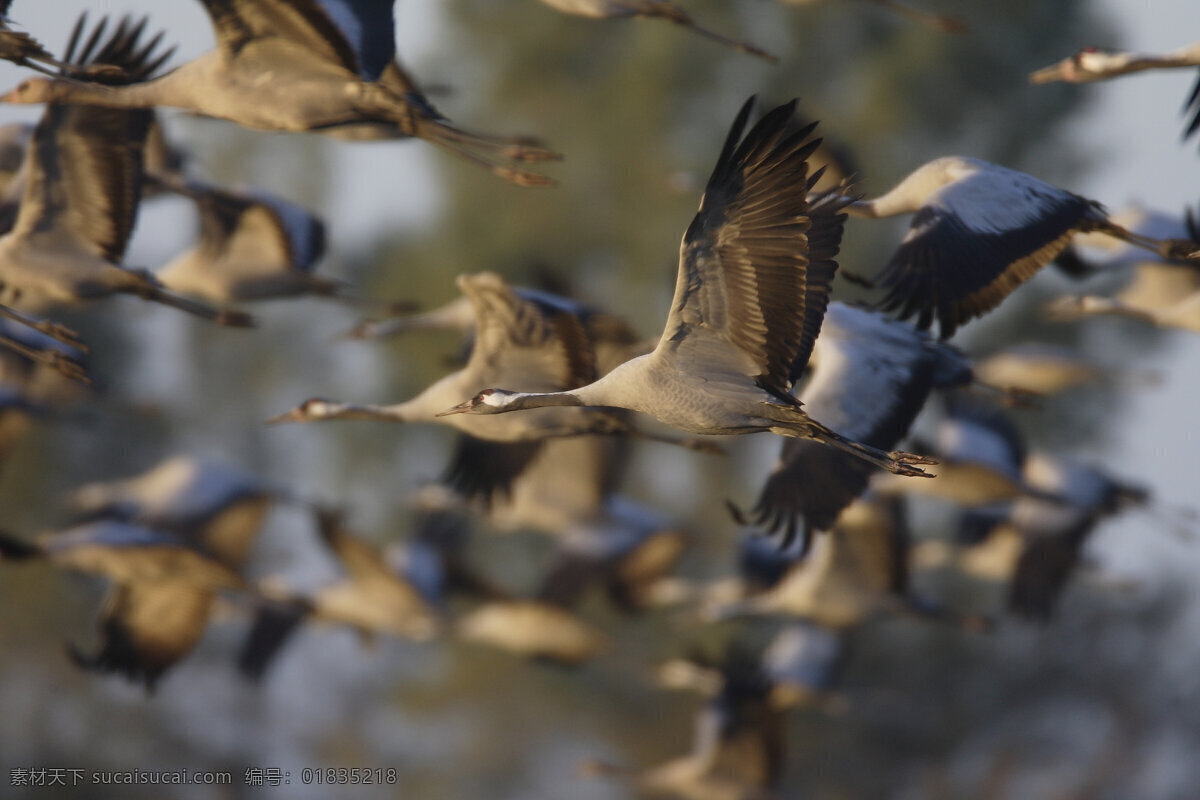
left=887, top=450, right=937, bottom=478
left=890, top=450, right=938, bottom=465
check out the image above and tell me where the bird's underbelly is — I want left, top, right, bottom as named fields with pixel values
left=623, top=382, right=778, bottom=436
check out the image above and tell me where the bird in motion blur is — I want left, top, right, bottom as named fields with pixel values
left=0, top=0, right=559, bottom=186
left=729, top=301, right=973, bottom=550
left=1029, top=39, right=1200, bottom=151
left=271, top=271, right=720, bottom=502
left=0, top=13, right=254, bottom=327
left=537, top=0, right=778, bottom=63
left=779, top=0, right=966, bottom=35
left=441, top=98, right=935, bottom=479
left=843, top=156, right=1200, bottom=337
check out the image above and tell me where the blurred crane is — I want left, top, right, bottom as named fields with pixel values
left=843, top=157, right=1200, bottom=337
left=0, top=0, right=559, bottom=185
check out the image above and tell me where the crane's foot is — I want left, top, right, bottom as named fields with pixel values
left=214, top=309, right=256, bottom=328
left=1160, top=238, right=1200, bottom=261
left=494, top=165, right=557, bottom=188
left=42, top=351, right=93, bottom=385
left=678, top=436, right=726, bottom=456
left=887, top=450, right=937, bottom=477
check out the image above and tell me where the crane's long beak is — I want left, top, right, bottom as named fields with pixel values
left=264, top=408, right=304, bottom=425
left=434, top=401, right=472, bottom=417
left=1028, top=59, right=1073, bottom=84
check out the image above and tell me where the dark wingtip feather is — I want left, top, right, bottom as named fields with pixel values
left=60, top=12, right=174, bottom=84
left=0, top=529, right=39, bottom=559
left=1182, top=67, right=1200, bottom=144
left=236, top=598, right=311, bottom=682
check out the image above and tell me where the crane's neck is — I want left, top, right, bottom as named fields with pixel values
left=42, top=76, right=165, bottom=109
left=500, top=391, right=585, bottom=411
left=321, top=401, right=411, bottom=422
left=848, top=157, right=977, bottom=219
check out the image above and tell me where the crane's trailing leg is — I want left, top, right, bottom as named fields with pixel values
left=1097, top=220, right=1200, bottom=261
left=0, top=304, right=88, bottom=351
left=872, top=0, right=967, bottom=34
left=121, top=269, right=256, bottom=328
left=666, top=17, right=779, bottom=64
left=774, top=416, right=937, bottom=477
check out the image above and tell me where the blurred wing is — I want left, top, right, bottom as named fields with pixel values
left=69, top=582, right=216, bottom=689
left=187, top=183, right=326, bottom=278
left=875, top=172, right=1100, bottom=337
left=441, top=434, right=544, bottom=508
left=200, top=0, right=394, bottom=80
left=1008, top=521, right=1088, bottom=621
left=237, top=595, right=312, bottom=681
left=1186, top=68, right=1200, bottom=148
left=315, top=511, right=392, bottom=582
left=251, top=190, right=326, bottom=271
left=12, top=13, right=168, bottom=261
left=747, top=306, right=941, bottom=544
left=461, top=273, right=598, bottom=392
left=14, top=102, right=150, bottom=263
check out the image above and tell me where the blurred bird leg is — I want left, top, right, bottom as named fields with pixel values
left=0, top=332, right=92, bottom=385
left=872, top=0, right=966, bottom=33
left=0, top=305, right=88, bottom=350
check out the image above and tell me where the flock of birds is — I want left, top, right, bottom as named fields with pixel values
left=0, top=1, right=1198, bottom=796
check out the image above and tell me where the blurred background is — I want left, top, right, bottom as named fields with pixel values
left=0, top=0, right=1198, bottom=797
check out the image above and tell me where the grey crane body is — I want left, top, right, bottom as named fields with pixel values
left=154, top=177, right=334, bottom=303
left=69, top=455, right=289, bottom=566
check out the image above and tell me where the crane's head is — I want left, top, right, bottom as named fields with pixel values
left=1, top=77, right=58, bottom=104
left=436, top=388, right=520, bottom=416
left=265, top=397, right=336, bottom=424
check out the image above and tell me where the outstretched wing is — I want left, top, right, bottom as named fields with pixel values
left=874, top=166, right=1101, bottom=338
left=663, top=98, right=849, bottom=398
left=13, top=15, right=168, bottom=261
left=459, top=271, right=598, bottom=392
left=68, top=582, right=217, bottom=690
left=746, top=305, right=959, bottom=546
left=199, top=0, right=395, bottom=81
left=441, top=434, right=544, bottom=508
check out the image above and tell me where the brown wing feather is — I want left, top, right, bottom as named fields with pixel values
left=791, top=185, right=852, bottom=383
left=69, top=582, right=215, bottom=689
left=11, top=14, right=170, bottom=261
left=673, top=99, right=851, bottom=397
left=200, top=0, right=362, bottom=76
left=461, top=273, right=599, bottom=392
left=15, top=102, right=150, bottom=262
